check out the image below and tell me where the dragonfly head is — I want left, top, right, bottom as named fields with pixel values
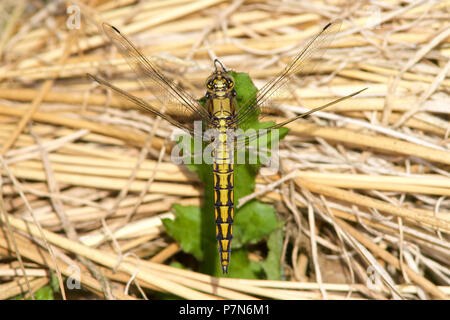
left=206, top=60, right=235, bottom=96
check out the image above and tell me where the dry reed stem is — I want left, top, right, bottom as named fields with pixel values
left=1, top=213, right=217, bottom=299
left=274, top=120, right=450, bottom=165
left=1, top=0, right=449, bottom=300
left=297, top=180, right=450, bottom=232
left=0, top=1, right=25, bottom=56
left=0, top=277, right=50, bottom=300
left=0, top=104, right=165, bottom=149
left=0, top=228, right=134, bottom=299
left=0, top=32, right=76, bottom=155
left=334, top=218, right=447, bottom=300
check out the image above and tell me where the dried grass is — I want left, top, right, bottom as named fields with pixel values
left=0, top=0, right=449, bottom=300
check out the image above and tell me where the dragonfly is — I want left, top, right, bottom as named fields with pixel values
left=88, top=20, right=366, bottom=274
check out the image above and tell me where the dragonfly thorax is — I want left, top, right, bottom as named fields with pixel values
left=205, top=69, right=237, bottom=127
left=209, top=115, right=233, bottom=128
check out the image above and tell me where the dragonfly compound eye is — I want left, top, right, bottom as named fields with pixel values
left=205, top=76, right=214, bottom=89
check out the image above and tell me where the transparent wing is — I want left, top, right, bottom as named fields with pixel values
left=87, top=73, right=194, bottom=135
left=101, top=23, right=210, bottom=127
left=233, top=20, right=342, bottom=127
left=234, top=87, right=367, bottom=148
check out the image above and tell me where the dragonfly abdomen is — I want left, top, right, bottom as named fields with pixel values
left=212, top=131, right=234, bottom=274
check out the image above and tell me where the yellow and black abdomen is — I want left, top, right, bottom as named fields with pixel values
left=212, top=131, right=234, bottom=274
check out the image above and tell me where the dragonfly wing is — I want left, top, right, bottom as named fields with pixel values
left=88, top=73, right=195, bottom=135
left=101, top=23, right=209, bottom=127
left=234, top=20, right=342, bottom=128
left=233, top=87, right=367, bottom=149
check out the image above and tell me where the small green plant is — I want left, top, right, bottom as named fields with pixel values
left=13, top=274, right=59, bottom=300
left=163, top=71, right=288, bottom=278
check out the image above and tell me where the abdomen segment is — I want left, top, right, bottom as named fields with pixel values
left=213, top=160, right=234, bottom=274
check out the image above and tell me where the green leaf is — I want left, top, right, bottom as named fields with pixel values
left=162, top=205, right=204, bottom=260
left=50, top=273, right=60, bottom=293
left=233, top=201, right=278, bottom=247
left=230, top=71, right=259, bottom=127
left=170, top=261, right=188, bottom=270
left=223, top=248, right=262, bottom=279
left=262, top=227, right=284, bottom=280
left=34, top=285, right=54, bottom=300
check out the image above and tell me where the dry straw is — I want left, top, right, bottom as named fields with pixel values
left=0, top=0, right=449, bottom=300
